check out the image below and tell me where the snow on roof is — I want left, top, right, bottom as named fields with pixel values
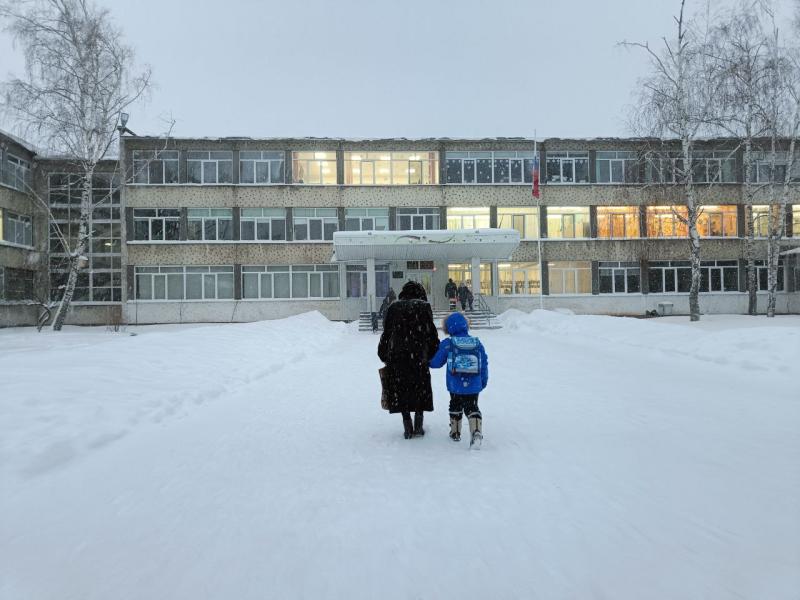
left=0, top=127, right=38, bottom=155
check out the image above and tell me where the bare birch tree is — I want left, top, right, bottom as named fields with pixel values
left=709, top=2, right=770, bottom=314
left=623, top=0, right=723, bottom=321
left=0, top=0, right=150, bottom=330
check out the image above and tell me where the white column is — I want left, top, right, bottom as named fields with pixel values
left=471, top=256, right=481, bottom=297
left=366, top=257, right=377, bottom=312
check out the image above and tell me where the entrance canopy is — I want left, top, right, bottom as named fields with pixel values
left=331, top=228, right=521, bottom=262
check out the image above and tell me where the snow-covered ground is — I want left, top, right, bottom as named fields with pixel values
left=1, top=311, right=798, bottom=600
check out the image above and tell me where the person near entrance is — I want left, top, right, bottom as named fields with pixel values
left=457, top=281, right=471, bottom=311
left=445, top=278, right=458, bottom=311
left=378, top=281, right=440, bottom=439
left=375, top=287, right=396, bottom=332
left=429, top=312, right=489, bottom=449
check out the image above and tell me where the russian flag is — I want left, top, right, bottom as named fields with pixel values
left=531, top=154, right=540, bottom=199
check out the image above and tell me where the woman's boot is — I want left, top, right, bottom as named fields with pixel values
left=402, top=412, right=413, bottom=439
left=413, top=412, right=425, bottom=437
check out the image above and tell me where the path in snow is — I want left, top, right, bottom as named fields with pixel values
left=1, top=312, right=798, bottom=599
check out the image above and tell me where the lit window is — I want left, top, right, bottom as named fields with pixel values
left=497, top=207, right=539, bottom=239
left=546, top=152, right=589, bottom=184
left=546, top=207, right=590, bottom=238
left=446, top=207, right=490, bottom=230
left=345, top=208, right=389, bottom=231
left=595, top=151, right=639, bottom=183
left=646, top=206, right=688, bottom=238
left=132, top=150, right=179, bottom=184
left=396, top=207, right=440, bottom=230
left=596, top=206, right=639, bottom=238
left=187, top=151, right=233, bottom=184
left=697, top=205, right=738, bottom=237
left=497, top=262, right=540, bottom=295
left=344, top=151, right=439, bottom=185
left=447, top=263, right=493, bottom=296
left=445, top=151, right=535, bottom=185
left=240, top=151, right=285, bottom=184
left=292, top=151, right=337, bottom=185
left=794, top=205, right=800, bottom=237
left=548, top=261, right=591, bottom=294
left=598, top=262, right=640, bottom=294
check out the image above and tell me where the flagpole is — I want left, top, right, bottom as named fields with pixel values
left=535, top=130, right=544, bottom=310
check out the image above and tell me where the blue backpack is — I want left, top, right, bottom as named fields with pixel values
left=448, top=336, right=482, bottom=375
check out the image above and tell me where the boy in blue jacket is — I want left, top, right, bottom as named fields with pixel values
left=429, top=312, right=489, bottom=448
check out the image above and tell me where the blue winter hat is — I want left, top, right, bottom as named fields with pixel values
left=445, top=312, right=469, bottom=336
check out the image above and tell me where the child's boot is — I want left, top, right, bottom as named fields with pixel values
left=468, top=414, right=482, bottom=449
left=449, top=415, right=462, bottom=442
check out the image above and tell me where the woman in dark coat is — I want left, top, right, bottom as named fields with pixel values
left=377, top=281, right=440, bottom=439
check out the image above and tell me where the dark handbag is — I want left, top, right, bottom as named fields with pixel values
left=379, top=366, right=391, bottom=410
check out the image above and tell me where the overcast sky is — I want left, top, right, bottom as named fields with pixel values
left=0, top=0, right=793, bottom=140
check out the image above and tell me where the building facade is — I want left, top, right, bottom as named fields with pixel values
left=1, top=131, right=799, bottom=327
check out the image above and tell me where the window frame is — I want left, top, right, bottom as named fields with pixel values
left=292, top=208, right=339, bottom=241
left=242, top=264, right=340, bottom=300
left=595, top=151, right=639, bottom=184
left=344, top=151, right=439, bottom=185
left=132, top=208, right=181, bottom=241
left=646, top=206, right=689, bottom=238
left=186, top=151, right=233, bottom=185
left=547, top=261, right=592, bottom=295
left=598, top=261, right=641, bottom=294
left=134, top=266, right=235, bottom=301
left=446, top=207, right=491, bottom=230
left=132, top=150, right=180, bottom=185
left=344, top=208, right=390, bottom=231
left=497, top=207, right=539, bottom=239
left=497, top=262, right=541, bottom=296
left=596, top=206, right=640, bottom=239
left=396, top=207, right=440, bottom=230
left=240, top=208, right=287, bottom=241
left=545, top=152, right=590, bottom=184
left=187, top=208, right=233, bottom=241
left=546, top=207, right=591, bottom=239
left=647, top=261, right=692, bottom=294
left=239, top=151, right=285, bottom=185
left=291, top=151, right=337, bottom=185
left=444, top=151, right=536, bottom=185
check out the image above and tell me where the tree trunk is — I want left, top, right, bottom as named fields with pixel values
left=683, top=138, right=701, bottom=321
left=51, top=167, right=94, bottom=330
left=743, top=139, right=757, bottom=315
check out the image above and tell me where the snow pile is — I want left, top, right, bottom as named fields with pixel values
left=497, top=309, right=800, bottom=376
left=0, top=311, right=346, bottom=480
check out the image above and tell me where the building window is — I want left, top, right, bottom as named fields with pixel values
left=187, top=151, right=233, bottom=184
left=396, top=207, right=440, bottom=230
left=646, top=153, right=684, bottom=184
left=344, top=151, right=439, bottom=185
left=595, top=151, right=639, bottom=183
left=48, top=173, right=122, bottom=302
left=345, top=208, right=389, bottom=231
left=754, top=259, right=785, bottom=291
left=596, top=206, right=639, bottom=238
left=546, top=152, right=589, bottom=184
left=293, top=208, right=338, bottom=241
left=446, top=207, right=490, bottom=230
left=243, top=265, right=340, bottom=299
left=497, top=262, right=540, bottom=295
left=135, top=266, right=234, bottom=300
left=291, top=151, right=337, bottom=185
left=4, top=154, right=32, bottom=191
left=497, top=207, right=538, bottom=239
left=648, top=261, right=692, bottom=293
left=692, top=151, right=736, bottom=183
left=2, top=210, right=33, bottom=246
left=187, top=209, right=233, bottom=241
left=599, top=261, right=641, bottom=294
left=646, top=206, right=689, bottom=238
left=546, top=207, right=590, bottom=238
left=699, top=260, right=739, bottom=292
left=345, top=264, right=389, bottom=298
left=445, top=151, right=535, bottom=184
left=240, top=151, right=285, bottom=184
left=751, top=205, right=772, bottom=237
left=240, top=208, right=286, bottom=241
left=0, top=267, right=35, bottom=300
left=548, top=261, right=591, bottom=294
left=133, top=209, right=181, bottom=241
left=697, top=205, right=737, bottom=237
left=132, top=150, right=179, bottom=184
left=447, top=263, right=493, bottom=296
left=794, top=205, right=800, bottom=237
left=749, top=151, right=800, bottom=183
